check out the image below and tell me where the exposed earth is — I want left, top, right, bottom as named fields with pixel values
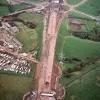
left=0, top=0, right=100, bottom=100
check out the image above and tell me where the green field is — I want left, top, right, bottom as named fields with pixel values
left=35, top=23, right=43, bottom=60
left=63, top=36, right=100, bottom=59
left=76, top=0, right=100, bottom=16
left=67, top=0, right=82, bottom=5
left=68, top=12, right=99, bottom=34
left=16, top=22, right=38, bottom=52
left=0, top=6, right=10, bottom=16
left=0, top=62, right=35, bottom=100
left=16, top=13, right=44, bottom=53
left=0, top=74, right=33, bottom=100
left=18, top=13, right=44, bottom=25
left=56, top=17, right=100, bottom=100
left=12, top=5, right=27, bottom=11
left=0, top=5, right=27, bottom=16
left=68, top=12, right=89, bottom=19
left=0, top=0, right=7, bottom=4
left=56, top=17, right=100, bottom=60
left=61, top=66, right=100, bottom=100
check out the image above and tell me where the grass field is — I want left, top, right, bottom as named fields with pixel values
left=56, top=17, right=100, bottom=59
left=0, top=0, right=7, bottom=4
left=18, top=13, right=44, bottom=25
left=76, top=0, right=100, bottom=16
left=0, top=62, right=35, bottom=100
left=61, top=66, right=100, bottom=100
left=56, top=17, right=100, bottom=100
left=15, top=22, right=38, bottom=52
left=12, top=5, right=27, bottom=11
left=16, top=13, right=44, bottom=53
left=63, top=36, right=100, bottom=59
left=0, top=6, right=10, bottom=16
left=68, top=12, right=89, bottom=19
left=67, top=0, right=82, bottom=5
left=0, top=4, right=27, bottom=16
left=0, top=74, right=33, bottom=100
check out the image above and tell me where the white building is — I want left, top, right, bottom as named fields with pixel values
left=2, top=22, right=19, bottom=34
left=52, top=0, right=59, bottom=3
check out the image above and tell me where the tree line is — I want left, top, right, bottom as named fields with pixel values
left=71, top=31, right=100, bottom=42
left=62, top=57, right=100, bottom=78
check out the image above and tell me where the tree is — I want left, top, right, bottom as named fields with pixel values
left=67, top=68, right=73, bottom=73
left=63, top=70, right=72, bottom=78
left=74, top=65, right=82, bottom=71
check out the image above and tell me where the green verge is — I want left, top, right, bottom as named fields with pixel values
left=55, top=18, right=70, bottom=60
left=36, top=23, right=43, bottom=60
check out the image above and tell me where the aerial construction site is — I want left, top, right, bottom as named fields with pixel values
left=0, top=0, right=100, bottom=100
left=23, top=0, right=69, bottom=100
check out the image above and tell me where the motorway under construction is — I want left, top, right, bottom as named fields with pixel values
left=23, top=0, right=69, bottom=100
